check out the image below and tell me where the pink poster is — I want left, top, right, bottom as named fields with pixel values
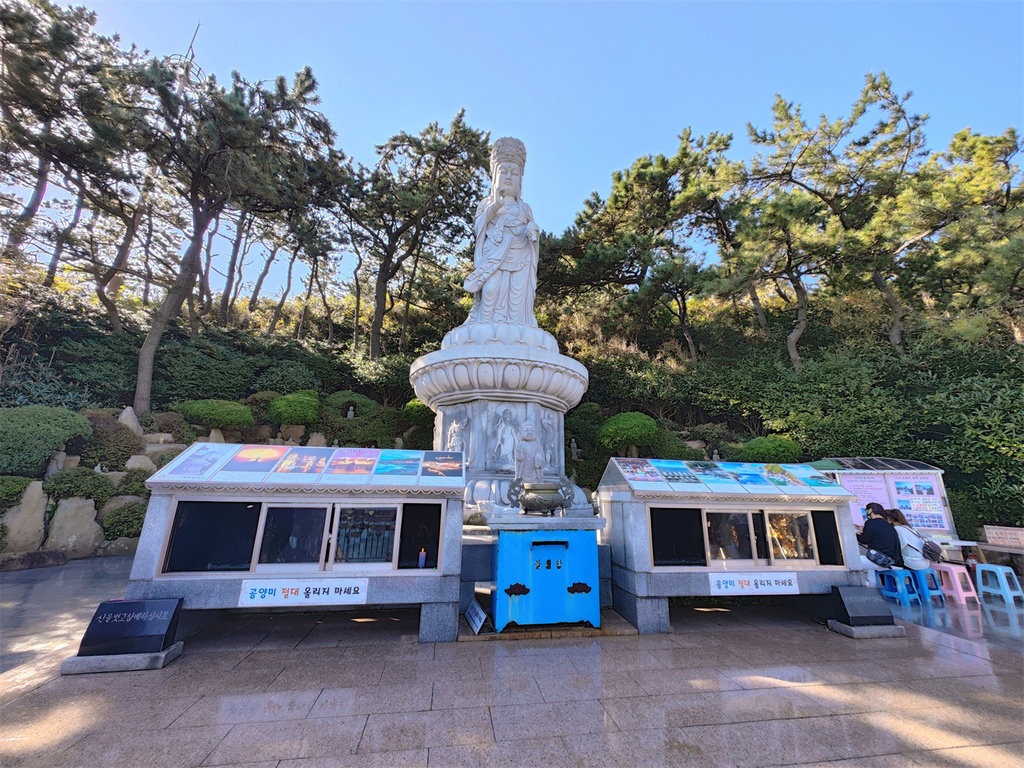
left=839, top=474, right=891, bottom=525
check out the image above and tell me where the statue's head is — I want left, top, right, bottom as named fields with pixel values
left=519, top=422, right=536, bottom=441
left=501, top=408, right=513, bottom=422
left=491, top=137, right=526, bottom=199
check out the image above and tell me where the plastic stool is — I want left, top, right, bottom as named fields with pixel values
left=877, top=568, right=922, bottom=606
left=932, top=563, right=980, bottom=605
left=976, top=564, right=1024, bottom=606
left=910, top=568, right=945, bottom=606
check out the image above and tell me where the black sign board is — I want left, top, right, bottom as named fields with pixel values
left=78, top=598, right=183, bottom=656
left=831, top=586, right=894, bottom=627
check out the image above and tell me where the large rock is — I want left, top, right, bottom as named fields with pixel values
left=45, top=450, right=67, bottom=475
left=44, top=498, right=103, bottom=559
left=99, top=537, right=139, bottom=557
left=64, top=455, right=81, bottom=469
left=125, top=455, right=157, bottom=473
left=279, top=425, right=305, bottom=441
left=99, top=495, right=147, bottom=522
left=145, top=442, right=186, bottom=461
left=208, top=428, right=225, bottom=443
left=3, top=481, right=46, bottom=553
left=305, top=432, right=327, bottom=447
left=118, top=406, right=144, bottom=437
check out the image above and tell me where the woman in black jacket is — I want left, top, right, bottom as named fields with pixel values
left=855, top=502, right=903, bottom=567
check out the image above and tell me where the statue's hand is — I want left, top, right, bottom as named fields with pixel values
left=527, top=221, right=540, bottom=241
left=463, top=273, right=481, bottom=293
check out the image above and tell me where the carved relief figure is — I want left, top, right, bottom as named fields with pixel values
left=463, top=137, right=540, bottom=327
left=540, top=411, right=557, bottom=466
left=446, top=405, right=470, bottom=461
left=491, top=407, right=519, bottom=470
left=514, top=422, right=544, bottom=484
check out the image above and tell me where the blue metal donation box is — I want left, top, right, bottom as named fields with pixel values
left=486, top=517, right=605, bottom=632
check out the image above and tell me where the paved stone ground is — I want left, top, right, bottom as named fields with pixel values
left=2, top=558, right=1022, bottom=767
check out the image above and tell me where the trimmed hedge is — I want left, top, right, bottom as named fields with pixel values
left=402, top=398, right=435, bottom=428
left=598, top=412, right=659, bottom=454
left=42, top=468, right=116, bottom=509
left=737, top=435, right=803, bottom=463
left=152, top=411, right=197, bottom=444
left=102, top=500, right=148, bottom=539
left=243, top=391, right=281, bottom=425
left=0, top=406, right=92, bottom=477
left=76, top=411, right=143, bottom=471
left=650, top=429, right=705, bottom=461
left=323, top=390, right=380, bottom=417
left=268, top=391, right=320, bottom=426
left=178, top=400, right=254, bottom=430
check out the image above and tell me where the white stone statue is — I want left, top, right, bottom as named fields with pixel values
left=491, top=407, right=519, bottom=469
left=446, top=405, right=470, bottom=457
left=463, top=137, right=540, bottom=327
left=514, top=422, right=544, bottom=484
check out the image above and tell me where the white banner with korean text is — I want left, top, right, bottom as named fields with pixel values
left=709, top=573, right=799, bottom=596
left=238, top=579, right=369, bottom=607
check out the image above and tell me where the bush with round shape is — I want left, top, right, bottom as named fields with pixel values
left=116, top=467, right=153, bottom=498
left=737, top=435, right=803, bottom=463
left=102, top=500, right=148, bottom=540
left=243, top=391, right=281, bottom=425
left=0, top=406, right=92, bottom=477
left=268, top=391, right=320, bottom=426
left=565, top=402, right=605, bottom=448
left=76, top=411, right=144, bottom=471
left=315, top=406, right=401, bottom=449
left=42, top=468, right=116, bottom=509
left=152, top=411, right=197, bottom=444
left=402, top=398, right=434, bottom=428
left=598, top=412, right=659, bottom=456
left=178, top=400, right=254, bottom=430
left=323, top=390, right=380, bottom=417
left=252, top=361, right=322, bottom=394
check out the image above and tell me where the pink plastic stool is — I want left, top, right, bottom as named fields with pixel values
left=932, top=563, right=980, bottom=605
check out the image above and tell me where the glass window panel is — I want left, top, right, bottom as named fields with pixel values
left=397, top=503, right=441, bottom=569
left=334, top=507, right=396, bottom=564
left=258, top=507, right=327, bottom=565
left=650, top=507, right=706, bottom=566
left=811, top=510, right=844, bottom=566
left=706, top=513, right=753, bottom=560
left=165, top=501, right=261, bottom=572
left=752, top=512, right=769, bottom=560
left=767, top=513, right=814, bottom=560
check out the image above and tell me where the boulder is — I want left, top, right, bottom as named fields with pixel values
left=44, top=498, right=103, bottom=559
left=142, top=432, right=175, bottom=444
left=305, top=432, right=327, bottom=447
left=279, top=425, right=305, bottom=441
left=125, top=455, right=158, bottom=473
left=118, top=406, right=144, bottom=437
left=208, top=428, right=225, bottom=443
left=145, top=443, right=186, bottom=461
left=99, top=537, right=139, bottom=557
left=64, top=455, right=81, bottom=469
left=46, top=450, right=66, bottom=475
left=3, top=481, right=46, bottom=553
left=0, top=550, right=67, bottom=572
left=98, top=495, right=147, bottom=522
left=104, top=471, right=125, bottom=486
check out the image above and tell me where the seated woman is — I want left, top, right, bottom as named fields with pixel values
left=883, top=508, right=930, bottom=571
left=855, top=502, right=902, bottom=575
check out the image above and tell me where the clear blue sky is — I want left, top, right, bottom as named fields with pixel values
left=84, top=0, right=1023, bottom=291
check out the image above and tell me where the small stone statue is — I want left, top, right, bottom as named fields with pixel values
left=491, top=407, right=519, bottom=470
left=394, top=437, right=404, bottom=450
left=346, top=406, right=355, bottom=419
left=569, top=438, right=581, bottom=460
left=446, top=405, right=470, bottom=456
left=462, top=137, right=541, bottom=327
left=513, top=422, right=544, bottom=484
left=541, top=411, right=556, bottom=466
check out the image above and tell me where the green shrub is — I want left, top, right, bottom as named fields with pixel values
left=0, top=352, right=97, bottom=410
left=268, top=391, right=320, bottom=426
left=684, top=423, right=733, bottom=455
left=315, top=405, right=401, bottom=449
left=102, top=500, right=148, bottom=539
left=0, top=476, right=33, bottom=513
left=252, top=362, right=322, bottom=394
left=402, top=398, right=434, bottom=427
left=157, top=449, right=183, bottom=467
left=152, top=411, right=197, bottom=444
left=153, top=339, right=254, bottom=403
left=737, top=435, right=803, bottom=463
left=947, top=489, right=982, bottom=541
left=0, top=406, right=92, bottom=477
left=42, top=468, right=116, bottom=508
left=404, top=425, right=435, bottom=450
left=0, top=522, right=7, bottom=552
left=650, top=429, right=705, bottom=461
left=323, top=390, right=380, bottom=416
left=598, top=412, right=659, bottom=455
left=565, top=402, right=605, bottom=448
left=116, top=468, right=152, bottom=498
left=243, top=391, right=281, bottom=425
left=75, top=411, right=143, bottom=471
left=178, top=400, right=254, bottom=430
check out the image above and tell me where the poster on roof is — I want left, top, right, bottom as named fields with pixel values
left=152, top=443, right=237, bottom=482
left=685, top=462, right=749, bottom=493
left=266, top=447, right=336, bottom=484
left=318, top=448, right=379, bottom=485
left=782, top=464, right=847, bottom=492
left=419, top=451, right=465, bottom=487
left=370, top=450, right=422, bottom=485
left=716, top=463, right=785, bottom=494
left=612, top=458, right=672, bottom=492
left=648, top=460, right=709, bottom=492
left=211, top=445, right=290, bottom=483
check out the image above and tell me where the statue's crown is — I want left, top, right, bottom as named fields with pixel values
left=491, top=137, right=526, bottom=174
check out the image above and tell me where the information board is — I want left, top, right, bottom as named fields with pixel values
left=838, top=473, right=891, bottom=525
left=888, top=474, right=948, bottom=530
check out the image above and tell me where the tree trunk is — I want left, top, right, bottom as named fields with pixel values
left=200, top=214, right=220, bottom=313
left=219, top=210, right=249, bottom=324
left=43, top=186, right=85, bottom=287
left=248, top=245, right=279, bottom=311
left=870, top=269, right=908, bottom=353
left=268, top=251, right=297, bottom=336
left=351, top=240, right=364, bottom=354
left=748, top=283, right=768, bottom=331
left=133, top=211, right=213, bottom=415
left=398, top=249, right=422, bottom=354
left=785, top=273, right=808, bottom=374
left=296, top=262, right=316, bottom=341
left=315, top=261, right=335, bottom=344
left=141, top=214, right=155, bottom=306
left=3, top=152, right=51, bottom=260
left=96, top=207, right=142, bottom=334
left=368, top=253, right=394, bottom=359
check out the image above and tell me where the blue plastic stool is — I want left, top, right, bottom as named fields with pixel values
left=910, top=568, right=945, bottom=606
left=877, top=568, right=922, bottom=606
left=976, top=564, right=1024, bottom=606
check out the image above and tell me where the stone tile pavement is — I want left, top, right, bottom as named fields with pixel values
left=1, top=558, right=1022, bottom=767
